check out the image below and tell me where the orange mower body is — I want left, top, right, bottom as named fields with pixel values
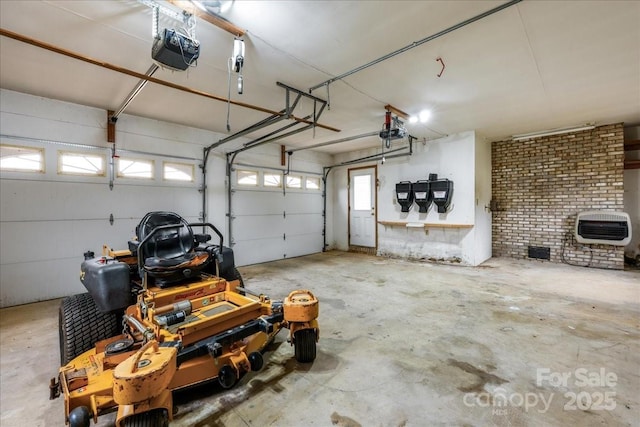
left=50, top=212, right=320, bottom=427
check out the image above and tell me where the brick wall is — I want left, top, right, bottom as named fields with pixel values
left=492, top=123, right=625, bottom=269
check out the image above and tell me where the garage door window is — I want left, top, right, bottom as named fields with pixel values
left=58, top=151, right=105, bottom=176
left=164, top=162, right=194, bottom=182
left=306, top=177, right=320, bottom=190
left=286, top=175, right=302, bottom=189
left=237, top=169, right=258, bottom=186
left=264, top=172, right=282, bottom=187
left=353, top=175, right=372, bottom=210
left=117, top=157, right=154, bottom=179
left=0, top=145, right=44, bottom=173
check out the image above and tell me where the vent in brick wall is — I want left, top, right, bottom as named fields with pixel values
left=528, top=246, right=550, bottom=260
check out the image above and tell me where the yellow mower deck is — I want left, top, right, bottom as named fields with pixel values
left=55, top=270, right=318, bottom=426
left=52, top=213, right=320, bottom=426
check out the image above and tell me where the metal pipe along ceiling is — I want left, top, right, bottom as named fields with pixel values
left=288, top=130, right=380, bottom=153
left=309, top=0, right=523, bottom=92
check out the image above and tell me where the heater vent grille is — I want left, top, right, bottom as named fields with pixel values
left=575, top=211, right=631, bottom=246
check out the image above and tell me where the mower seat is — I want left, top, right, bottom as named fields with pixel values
left=136, top=211, right=210, bottom=286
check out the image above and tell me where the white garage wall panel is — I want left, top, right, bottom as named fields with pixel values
left=1, top=89, right=334, bottom=306
left=233, top=189, right=286, bottom=266
left=331, top=131, right=492, bottom=266
left=232, top=172, right=324, bottom=266
left=0, top=90, right=214, bottom=307
left=0, top=179, right=201, bottom=307
left=284, top=192, right=324, bottom=257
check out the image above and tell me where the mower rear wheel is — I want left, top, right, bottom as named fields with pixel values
left=122, top=409, right=169, bottom=427
left=294, top=328, right=317, bottom=363
left=59, top=293, right=119, bottom=365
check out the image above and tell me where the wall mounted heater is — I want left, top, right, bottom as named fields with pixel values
left=575, top=211, right=632, bottom=246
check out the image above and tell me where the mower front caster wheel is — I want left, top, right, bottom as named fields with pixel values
left=68, top=406, right=91, bottom=427
left=218, top=365, right=237, bottom=389
left=249, top=351, right=264, bottom=371
left=294, top=328, right=317, bottom=363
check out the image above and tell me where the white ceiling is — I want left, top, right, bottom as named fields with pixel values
left=1, top=0, right=638, bottom=154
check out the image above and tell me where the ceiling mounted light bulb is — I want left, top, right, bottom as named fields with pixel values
left=409, top=116, right=418, bottom=124
left=419, top=110, right=431, bottom=123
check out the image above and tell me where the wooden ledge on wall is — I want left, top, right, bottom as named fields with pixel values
left=625, top=159, right=640, bottom=170
left=377, top=220, right=473, bottom=229
left=624, top=139, right=640, bottom=151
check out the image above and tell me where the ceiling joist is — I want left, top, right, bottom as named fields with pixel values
left=384, top=104, right=409, bottom=121
left=0, top=28, right=339, bottom=134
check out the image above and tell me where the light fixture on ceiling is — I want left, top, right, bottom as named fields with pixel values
left=512, top=124, right=595, bottom=141
left=408, top=109, right=431, bottom=124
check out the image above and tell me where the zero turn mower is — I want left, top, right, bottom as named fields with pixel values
left=49, top=211, right=319, bottom=426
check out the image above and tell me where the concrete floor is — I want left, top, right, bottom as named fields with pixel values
left=1, top=251, right=639, bottom=427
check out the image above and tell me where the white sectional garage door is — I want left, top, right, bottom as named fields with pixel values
left=0, top=136, right=202, bottom=307
left=232, top=169, right=323, bottom=266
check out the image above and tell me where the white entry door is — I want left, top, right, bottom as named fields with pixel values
left=349, top=166, right=376, bottom=247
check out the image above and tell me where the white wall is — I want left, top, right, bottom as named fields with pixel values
left=331, top=131, right=492, bottom=265
left=624, top=125, right=640, bottom=257
left=473, top=136, right=493, bottom=265
left=1, top=88, right=501, bottom=305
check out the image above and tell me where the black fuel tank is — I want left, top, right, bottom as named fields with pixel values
left=80, top=257, right=131, bottom=313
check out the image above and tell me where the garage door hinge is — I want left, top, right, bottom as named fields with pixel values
left=283, top=211, right=286, bottom=218
left=283, top=233, right=286, bottom=241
